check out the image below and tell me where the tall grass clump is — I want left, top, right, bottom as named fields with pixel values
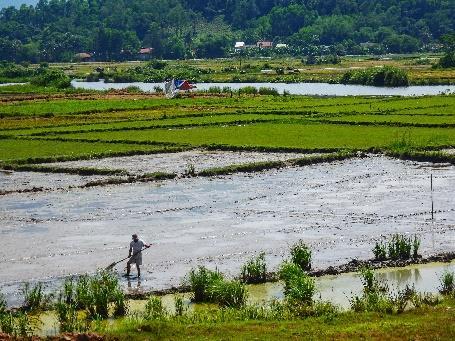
left=238, top=86, right=258, bottom=95
left=21, top=282, right=51, bottom=311
left=258, top=87, right=279, bottom=96
left=290, top=240, right=312, bottom=271
left=208, top=280, right=248, bottom=308
left=144, top=296, right=168, bottom=320
left=340, top=66, right=409, bottom=87
left=240, top=252, right=267, bottom=284
left=186, top=266, right=223, bottom=302
left=58, top=271, right=127, bottom=320
left=439, top=270, right=455, bottom=295
left=279, top=262, right=315, bottom=305
left=0, top=311, right=37, bottom=337
left=373, top=234, right=420, bottom=261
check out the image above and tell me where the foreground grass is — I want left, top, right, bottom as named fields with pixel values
left=103, top=302, right=455, bottom=340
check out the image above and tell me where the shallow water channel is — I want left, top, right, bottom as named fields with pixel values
left=36, top=261, right=455, bottom=337
left=71, top=80, right=455, bottom=96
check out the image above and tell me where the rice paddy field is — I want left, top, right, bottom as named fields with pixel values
left=1, top=89, right=455, bottom=339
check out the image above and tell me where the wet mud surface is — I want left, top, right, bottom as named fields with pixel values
left=41, top=150, right=309, bottom=176
left=1, top=155, right=455, bottom=306
left=0, top=170, right=115, bottom=193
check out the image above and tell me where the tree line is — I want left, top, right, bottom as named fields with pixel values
left=0, top=0, right=454, bottom=62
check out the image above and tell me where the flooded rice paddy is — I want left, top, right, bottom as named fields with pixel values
left=41, top=150, right=310, bottom=176
left=1, top=155, right=455, bottom=306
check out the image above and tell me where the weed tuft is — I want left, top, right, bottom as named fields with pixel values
left=240, top=252, right=267, bottom=284
left=290, top=240, right=312, bottom=271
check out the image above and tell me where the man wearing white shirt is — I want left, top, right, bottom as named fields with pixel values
left=126, top=234, right=150, bottom=277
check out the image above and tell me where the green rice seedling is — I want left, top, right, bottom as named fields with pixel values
left=207, top=280, right=248, bottom=308
left=144, top=296, right=168, bottom=320
left=186, top=266, right=224, bottom=302
left=21, top=282, right=50, bottom=311
left=439, top=270, right=455, bottom=295
left=184, top=163, right=196, bottom=176
left=240, top=252, right=267, bottom=284
left=373, top=241, right=387, bottom=261
left=290, top=240, right=312, bottom=271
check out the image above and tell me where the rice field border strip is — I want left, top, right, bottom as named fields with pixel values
left=196, top=151, right=355, bottom=176
left=24, top=118, right=286, bottom=137
left=0, top=164, right=130, bottom=176
left=0, top=171, right=178, bottom=196
left=0, top=145, right=190, bottom=165
left=312, top=118, right=455, bottom=129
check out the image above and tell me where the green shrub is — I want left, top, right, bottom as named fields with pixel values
left=373, top=242, right=387, bottom=261
left=290, top=240, right=312, bottom=271
left=279, top=262, right=315, bottom=304
left=31, top=68, right=71, bottom=88
left=241, top=252, right=267, bottom=284
left=341, top=66, right=409, bottom=87
left=207, top=86, right=222, bottom=94
left=187, top=266, right=223, bottom=302
left=55, top=300, right=88, bottom=333
left=207, top=280, right=248, bottom=308
left=174, top=296, right=186, bottom=317
left=144, top=296, right=168, bottom=320
left=437, top=52, right=455, bottom=68
left=238, top=86, right=258, bottom=95
left=258, top=87, right=279, bottom=96
left=439, top=270, right=455, bottom=295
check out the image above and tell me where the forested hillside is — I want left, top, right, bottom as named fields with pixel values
left=0, top=0, right=454, bottom=62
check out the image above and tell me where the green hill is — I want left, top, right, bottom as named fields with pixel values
left=0, top=0, right=454, bottom=62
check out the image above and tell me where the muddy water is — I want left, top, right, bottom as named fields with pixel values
left=1, top=156, right=455, bottom=306
left=42, top=150, right=313, bottom=176
left=35, top=261, right=455, bottom=337
left=0, top=170, right=115, bottom=193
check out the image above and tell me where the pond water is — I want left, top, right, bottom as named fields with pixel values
left=71, top=80, right=455, bottom=96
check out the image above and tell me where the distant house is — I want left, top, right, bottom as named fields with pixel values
left=74, top=52, right=92, bottom=62
left=137, top=47, right=154, bottom=60
left=257, top=41, right=273, bottom=49
left=275, top=43, right=288, bottom=49
left=234, top=42, right=245, bottom=52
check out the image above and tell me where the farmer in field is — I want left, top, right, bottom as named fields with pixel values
left=126, top=234, right=150, bottom=277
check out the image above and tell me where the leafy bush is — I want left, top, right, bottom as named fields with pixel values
left=238, top=86, right=258, bottom=95
left=340, top=66, right=409, bottom=87
left=208, top=280, right=248, bottom=308
left=279, top=262, right=315, bottom=304
left=241, top=252, right=267, bottom=284
left=439, top=270, right=455, bottom=295
left=290, top=240, right=312, bottom=271
left=187, top=266, right=223, bottom=302
left=144, top=296, right=168, bottom=320
left=31, top=68, right=71, bottom=88
left=258, top=87, right=279, bottom=96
